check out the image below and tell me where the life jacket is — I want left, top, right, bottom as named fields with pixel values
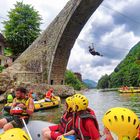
left=45, top=91, right=52, bottom=99
left=59, top=111, right=73, bottom=133
left=136, top=127, right=140, bottom=140
left=28, top=92, right=33, bottom=98
left=12, top=97, right=31, bottom=116
left=74, top=108, right=99, bottom=140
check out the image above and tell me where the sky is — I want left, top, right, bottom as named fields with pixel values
left=0, top=0, right=140, bottom=82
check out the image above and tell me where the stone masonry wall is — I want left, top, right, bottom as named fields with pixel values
left=2, top=0, right=103, bottom=85
left=49, top=0, right=103, bottom=84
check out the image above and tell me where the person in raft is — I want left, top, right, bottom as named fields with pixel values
left=42, top=96, right=74, bottom=140
left=0, top=87, right=34, bottom=131
left=45, top=88, right=55, bottom=102
left=57, top=93, right=100, bottom=140
left=102, top=107, right=140, bottom=140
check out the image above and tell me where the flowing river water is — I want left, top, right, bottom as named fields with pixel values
left=1, top=89, right=140, bottom=135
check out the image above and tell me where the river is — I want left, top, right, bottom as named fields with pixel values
left=1, top=89, right=140, bottom=133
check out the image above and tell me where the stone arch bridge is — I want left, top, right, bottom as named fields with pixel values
left=4, top=0, right=103, bottom=85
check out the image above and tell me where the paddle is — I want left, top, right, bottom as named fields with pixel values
left=21, top=118, right=33, bottom=140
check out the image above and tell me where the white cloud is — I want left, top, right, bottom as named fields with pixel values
left=79, top=62, right=118, bottom=82
left=0, top=0, right=140, bottom=82
left=68, top=0, right=140, bottom=82
left=100, top=25, right=139, bottom=55
left=104, top=0, right=133, bottom=11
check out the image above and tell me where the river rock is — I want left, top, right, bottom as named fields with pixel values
left=0, top=70, right=75, bottom=98
left=0, top=73, right=14, bottom=94
left=0, top=94, right=5, bottom=103
left=0, top=80, right=75, bottom=99
left=22, top=83, right=75, bottom=98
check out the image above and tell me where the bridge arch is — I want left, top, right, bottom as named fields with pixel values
left=6, top=0, right=103, bottom=84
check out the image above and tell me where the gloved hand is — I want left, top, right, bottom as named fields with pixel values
left=16, top=103, right=26, bottom=109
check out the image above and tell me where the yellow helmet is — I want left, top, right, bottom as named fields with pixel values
left=73, top=94, right=88, bottom=112
left=7, top=94, right=13, bottom=103
left=0, top=128, right=30, bottom=140
left=102, top=107, right=139, bottom=140
left=65, top=96, right=73, bottom=112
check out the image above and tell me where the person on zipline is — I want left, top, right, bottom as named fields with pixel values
left=89, top=46, right=103, bottom=56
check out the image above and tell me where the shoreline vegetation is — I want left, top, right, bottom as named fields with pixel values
left=99, top=88, right=119, bottom=92
left=0, top=70, right=88, bottom=103
left=97, top=42, right=140, bottom=89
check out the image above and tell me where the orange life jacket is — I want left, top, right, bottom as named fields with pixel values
left=28, top=92, right=33, bottom=98
left=136, top=127, right=140, bottom=140
left=45, top=90, right=52, bottom=99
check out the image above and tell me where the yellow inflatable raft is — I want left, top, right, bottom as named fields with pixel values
left=34, top=96, right=61, bottom=111
left=118, top=89, right=140, bottom=93
left=4, top=96, right=61, bottom=113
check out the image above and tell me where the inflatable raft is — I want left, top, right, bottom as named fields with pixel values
left=118, top=89, right=140, bottom=93
left=34, top=96, right=61, bottom=111
left=0, top=120, right=53, bottom=140
left=3, top=96, right=61, bottom=113
left=0, top=120, right=75, bottom=140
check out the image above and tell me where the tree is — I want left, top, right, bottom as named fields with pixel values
left=128, top=65, right=140, bottom=86
left=97, top=42, right=140, bottom=88
left=65, top=70, right=86, bottom=90
left=97, top=74, right=110, bottom=89
left=3, top=2, right=41, bottom=57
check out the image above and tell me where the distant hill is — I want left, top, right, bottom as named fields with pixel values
left=97, top=41, right=140, bottom=88
left=83, top=79, right=97, bottom=89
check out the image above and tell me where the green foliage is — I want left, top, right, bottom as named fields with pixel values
left=0, top=65, right=4, bottom=72
left=97, top=74, right=110, bottom=89
left=3, top=2, right=41, bottom=56
left=4, top=47, right=13, bottom=56
left=65, top=70, right=86, bottom=90
left=97, top=42, right=140, bottom=88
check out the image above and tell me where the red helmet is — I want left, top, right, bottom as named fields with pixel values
left=11, top=107, right=23, bottom=115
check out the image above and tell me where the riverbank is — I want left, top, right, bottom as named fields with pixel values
left=99, top=88, right=119, bottom=92
left=0, top=82, right=76, bottom=103
left=2, top=90, right=139, bottom=133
